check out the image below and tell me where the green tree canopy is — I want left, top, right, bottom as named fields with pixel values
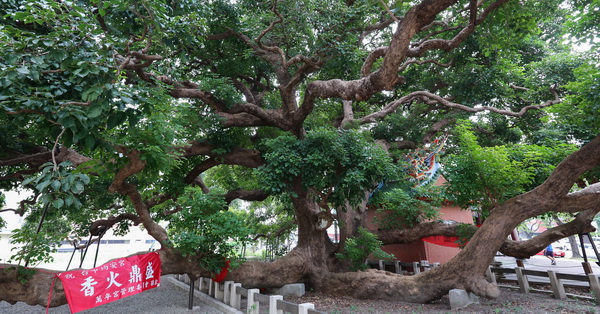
left=1, top=0, right=599, bottom=306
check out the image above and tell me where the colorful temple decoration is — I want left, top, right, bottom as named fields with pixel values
left=368, top=136, right=448, bottom=202
left=405, top=136, right=447, bottom=186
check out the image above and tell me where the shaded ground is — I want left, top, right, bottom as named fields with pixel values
left=287, top=284, right=599, bottom=313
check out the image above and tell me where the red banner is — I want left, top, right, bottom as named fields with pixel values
left=57, top=252, right=161, bottom=313
left=421, top=225, right=481, bottom=247
left=422, top=235, right=461, bottom=247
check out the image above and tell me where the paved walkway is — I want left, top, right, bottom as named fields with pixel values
left=0, top=276, right=222, bottom=314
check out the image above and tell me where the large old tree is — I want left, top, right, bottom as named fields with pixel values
left=1, top=0, right=599, bottom=307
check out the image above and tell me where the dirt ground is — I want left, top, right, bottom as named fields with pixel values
left=287, top=283, right=600, bottom=313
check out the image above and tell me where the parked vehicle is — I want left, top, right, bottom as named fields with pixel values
left=553, top=250, right=566, bottom=257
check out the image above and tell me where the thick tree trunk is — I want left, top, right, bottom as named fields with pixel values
left=230, top=190, right=337, bottom=287
left=568, top=235, right=583, bottom=258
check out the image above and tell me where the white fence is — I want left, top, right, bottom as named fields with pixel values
left=365, top=259, right=440, bottom=274
left=175, top=274, right=324, bottom=314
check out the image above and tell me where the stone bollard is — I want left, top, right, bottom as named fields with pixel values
left=449, top=289, right=479, bottom=310
left=485, top=266, right=497, bottom=284
left=271, top=283, right=305, bottom=297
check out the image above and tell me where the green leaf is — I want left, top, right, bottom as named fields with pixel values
left=65, top=195, right=75, bottom=206
left=52, top=198, right=64, bottom=209
left=35, top=180, right=51, bottom=192
left=60, top=179, right=71, bottom=192
left=78, top=174, right=90, bottom=185
left=21, top=176, right=37, bottom=186
left=106, top=112, right=127, bottom=129
left=41, top=194, right=53, bottom=205
left=71, top=181, right=84, bottom=194
left=16, top=67, right=30, bottom=75
left=50, top=180, right=61, bottom=191
left=84, top=134, right=96, bottom=149
left=88, top=105, right=103, bottom=118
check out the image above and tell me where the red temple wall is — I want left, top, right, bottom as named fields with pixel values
left=367, top=176, right=474, bottom=264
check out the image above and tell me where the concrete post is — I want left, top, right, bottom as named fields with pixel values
left=298, top=303, right=315, bottom=314
left=412, top=262, right=420, bottom=274
left=547, top=270, right=566, bottom=300
left=394, top=261, right=402, bottom=274
left=420, top=260, right=430, bottom=271
left=214, top=281, right=224, bottom=301
left=197, top=277, right=203, bottom=293
left=204, top=278, right=211, bottom=293
left=587, top=274, right=600, bottom=303
left=515, top=267, right=529, bottom=293
left=247, top=288, right=260, bottom=314
left=208, top=279, right=214, bottom=297
left=378, top=260, right=385, bottom=270
left=269, top=295, right=284, bottom=314
left=223, top=281, right=234, bottom=304
left=230, top=283, right=242, bottom=309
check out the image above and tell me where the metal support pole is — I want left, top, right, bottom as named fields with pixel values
left=585, top=233, right=600, bottom=267
left=66, top=242, right=78, bottom=271
left=582, top=262, right=593, bottom=275
left=188, top=279, right=195, bottom=310
left=35, top=203, right=51, bottom=234
left=516, top=259, right=525, bottom=268
left=79, top=234, right=93, bottom=268
left=578, top=233, right=589, bottom=263
left=93, top=230, right=106, bottom=268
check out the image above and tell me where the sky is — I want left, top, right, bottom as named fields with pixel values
left=0, top=190, right=29, bottom=230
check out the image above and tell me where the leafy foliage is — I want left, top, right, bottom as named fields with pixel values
left=555, top=61, right=600, bottom=142
left=21, top=161, right=89, bottom=210
left=335, top=227, right=395, bottom=271
left=444, top=121, right=580, bottom=218
left=371, top=184, right=443, bottom=228
left=454, top=223, right=479, bottom=248
left=257, top=128, right=396, bottom=207
left=167, top=187, right=250, bottom=272
left=443, top=122, right=534, bottom=218
left=9, top=211, right=70, bottom=267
